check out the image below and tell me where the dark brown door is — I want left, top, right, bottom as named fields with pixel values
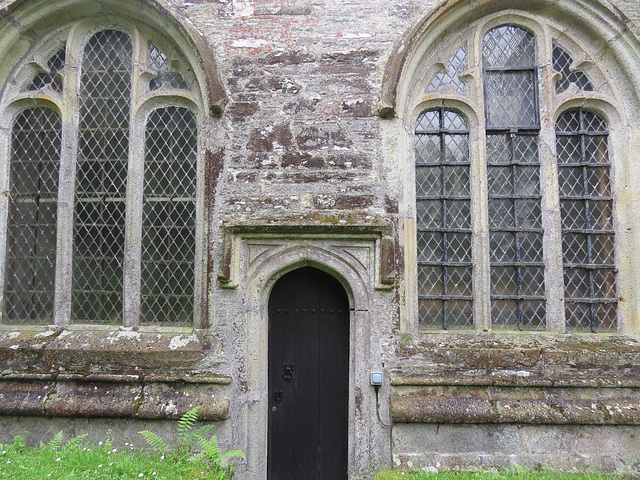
left=268, top=267, right=349, bottom=480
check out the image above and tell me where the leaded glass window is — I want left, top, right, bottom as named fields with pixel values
left=142, top=107, right=197, bottom=325
left=556, top=109, right=616, bottom=331
left=484, top=25, right=545, bottom=330
left=0, top=25, right=202, bottom=327
left=428, top=44, right=468, bottom=95
left=553, top=44, right=593, bottom=93
left=414, top=23, right=621, bottom=332
left=3, top=108, right=61, bottom=324
left=73, top=30, right=131, bottom=323
left=415, top=109, right=472, bottom=329
left=487, top=133, right=545, bottom=329
left=483, top=26, right=538, bottom=129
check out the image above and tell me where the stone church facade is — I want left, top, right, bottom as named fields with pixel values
left=0, top=0, right=640, bottom=477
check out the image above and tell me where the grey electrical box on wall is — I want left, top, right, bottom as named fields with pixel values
left=370, top=371, right=384, bottom=386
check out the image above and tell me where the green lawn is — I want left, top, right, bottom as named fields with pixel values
left=0, top=407, right=243, bottom=479
left=372, top=470, right=625, bottom=480
left=0, top=437, right=214, bottom=479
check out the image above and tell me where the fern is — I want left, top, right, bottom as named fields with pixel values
left=137, top=430, right=169, bottom=454
left=177, top=406, right=201, bottom=436
left=195, top=434, right=245, bottom=478
left=138, top=406, right=244, bottom=478
left=181, top=424, right=216, bottom=450
left=46, top=431, right=64, bottom=451
left=62, top=434, right=88, bottom=452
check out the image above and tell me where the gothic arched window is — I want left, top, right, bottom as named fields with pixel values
left=1, top=24, right=203, bottom=327
left=415, top=22, right=617, bottom=333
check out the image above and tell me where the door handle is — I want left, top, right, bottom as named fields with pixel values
left=273, top=390, right=283, bottom=403
left=282, top=363, right=295, bottom=380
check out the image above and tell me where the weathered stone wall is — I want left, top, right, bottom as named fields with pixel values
left=0, top=0, right=640, bottom=478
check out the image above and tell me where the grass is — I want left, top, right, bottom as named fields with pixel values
left=0, top=436, right=214, bottom=479
left=372, top=469, right=624, bottom=480
left=0, top=407, right=244, bottom=479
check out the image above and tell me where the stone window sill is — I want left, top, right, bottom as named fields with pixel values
left=0, top=327, right=230, bottom=420
left=0, top=327, right=212, bottom=373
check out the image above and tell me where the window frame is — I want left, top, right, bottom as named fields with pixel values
left=0, top=18, right=208, bottom=330
left=408, top=14, right=623, bottom=334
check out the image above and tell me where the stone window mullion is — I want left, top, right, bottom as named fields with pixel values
left=471, top=125, right=492, bottom=332
left=122, top=116, right=144, bottom=327
left=54, top=107, right=79, bottom=326
left=122, top=38, right=146, bottom=327
left=538, top=52, right=566, bottom=332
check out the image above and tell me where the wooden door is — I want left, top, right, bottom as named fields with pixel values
left=267, top=267, right=349, bottom=479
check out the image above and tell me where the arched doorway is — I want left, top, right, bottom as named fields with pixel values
left=267, top=266, right=349, bottom=479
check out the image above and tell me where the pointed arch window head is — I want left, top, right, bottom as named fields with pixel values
left=414, top=21, right=618, bottom=333
left=483, top=26, right=539, bottom=129
left=1, top=23, right=204, bottom=327
left=482, top=26, right=535, bottom=68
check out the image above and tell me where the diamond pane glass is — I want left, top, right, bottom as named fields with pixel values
left=415, top=166, right=441, bottom=196
left=141, top=107, right=197, bottom=325
left=444, top=135, right=469, bottom=164
left=447, top=232, right=472, bottom=263
left=483, top=26, right=535, bottom=68
left=415, top=135, right=441, bottom=164
left=485, top=70, right=537, bottom=128
left=553, top=43, right=593, bottom=93
left=446, top=300, right=474, bottom=329
left=556, top=109, right=616, bottom=331
left=416, top=111, right=440, bottom=131
left=418, top=265, right=443, bottom=296
left=415, top=109, right=472, bottom=329
left=428, top=44, right=467, bottom=95
left=72, top=30, right=132, bottom=324
left=3, top=108, right=61, bottom=324
left=585, top=136, right=608, bottom=164
left=416, top=200, right=442, bottom=228
left=487, top=133, right=545, bottom=329
left=417, top=231, right=443, bottom=263
left=565, top=301, right=617, bottom=332
left=418, top=299, right=444, bottom=329
left=556, top=110, right=580, bottom=132
left=447, top=266, right=473, bottom=296
left=582, top=111, right=607, bottom=132
left=483, top=26, right=538, bottom=129
left=149, top=44, right=188, bottom=90
left=27, top=47, right=65, bottom=93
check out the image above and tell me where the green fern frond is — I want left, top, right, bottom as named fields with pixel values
left=138, top=430, right=169, bottom=454
left=183, top=424, right=216, bottom=450
left=177, top=406, right=201, bottom=441
left=63, top=434, right=88, bottom=451
left=220, top=449, right=245, bottom=461
left=194, top=435, right=220, bottom=463
left=190, top=424, right=216, bottom=440
left=46, top=431, right=64, bottom=450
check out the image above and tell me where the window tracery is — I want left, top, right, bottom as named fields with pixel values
left=415, top=20, right=618, bottom=332
left=1, top=22, right=202, bottom=327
